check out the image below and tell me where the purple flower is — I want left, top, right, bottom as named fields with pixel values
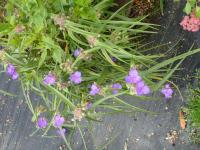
left=69, top=71, right=82, bottom=84
left=53, top=114, right=65, bottom=128
left=43, top=73, right=56, bottom=85
left=37, top=117, right=48, bottom=129
left=161, top=84, right=173, bottom=99
left=6, top=64, right=15, bottom=75
left=74, top=48, right=81, bottom=57
left=136, top=81, right=150, bottom=96
left=6, top=64, right=19, bottom=80
left=125, top=68, right=141, bottom=84
left=111, top=57, right=117, bottom=62
left=112, top=83, right=122, bottom=94
left=86, top=102, right=92, bottom=109
left=89, top=83, right=101, bottom=96
left=57, top=128, right=67, bottom=136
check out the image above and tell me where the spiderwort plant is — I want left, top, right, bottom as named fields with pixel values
left=1, top=0, right=200, bottom=149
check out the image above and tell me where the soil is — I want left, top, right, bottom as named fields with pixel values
left=1, top=0, right=200, bottom=150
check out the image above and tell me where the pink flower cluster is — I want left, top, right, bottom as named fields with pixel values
left=180, top=13, right=200, bottom=32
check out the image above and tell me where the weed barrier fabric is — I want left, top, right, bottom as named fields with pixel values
left=0, top=0, right=200, bottom=149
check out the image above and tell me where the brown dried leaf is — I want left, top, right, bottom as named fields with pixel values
left=179, top=110, right=186, bottom=129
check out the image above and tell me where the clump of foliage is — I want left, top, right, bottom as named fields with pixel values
left=1, top=0, right=200, bottom=149
left=187, top=70, right=200, bottom=144
left=183, top=0, right=200, bottom=18
left=180, top=0, right=200, bottom=32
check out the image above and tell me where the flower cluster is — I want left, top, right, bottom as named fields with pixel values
left=72, top=107, right=85, bottom=121
left=161, top=84, right=173, bottom=99
left=52, top=14, right=66, bottom=29
left=6, top=64, right=19, bottom=80
left=180, top=13, right=200, bottom=32
left=37, top=114, right=65, bottom=129
left=136, top=80, right=150, bottom=96
left=15, top=24, right=25, bottom=33
left=125, top=68, right=150, bottom=96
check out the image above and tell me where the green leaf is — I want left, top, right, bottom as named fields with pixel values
left=20, top=34, right=37, bottom=51
left=80, top=7, right=97, bottom=20
left=143, top=46, right=200, bottom=75
left=190, top=0, right=196, bottom=7
left=0, top=23, right=13, bottom=34
left=52, top=48, right=62, bottom=63
left=74, top=0, right=92, bottom=7
left=43, top=85, right=75, bottom=109
left=154, top=59, right=183, bottom=91
left=42, top=36, right=64, bottom=63
left=38, top=49, right=47, bottom=68
left=195, top=6, right=200, bottom=18
left=0, top=89, right=17, bottom=97
left=184, top=2, right=192, bottom=15
left=91, top=92, right=126, bottom=109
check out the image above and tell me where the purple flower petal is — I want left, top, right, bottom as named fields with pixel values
left=6, top=64, right=15, bottom=75
left=136, top=81, right=145, bottom=89
left=12, top=71, right=19, bottom=80
left=112, top=90, right=119, bottom=94
left=125, top=75, right=133, bottom=83
left=112, top=83, right=122, bottom=89
left=74, top=49, right=81, bottom=57
left=57, top=128, right=67, bottom=136
left=86, top=102, right=92, bottom=109
left=129, top=68, right=139, bottom=77
left=136, top=81, right=150, bottom=96
left=136, top=87, right=143, bottom=96
left=132, top=75, right=142, bottom=83
left=125, top=75, right=141, bottom=84
left=142, top=85, right=150, bottom=95
left=112, top=83, right=122, bottom=94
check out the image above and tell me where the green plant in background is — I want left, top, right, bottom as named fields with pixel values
left=183, top=0, right=200, bottom=17
left=1, top=0, right=200, bottom=149
left=186, top=70, right=200, bottom=144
